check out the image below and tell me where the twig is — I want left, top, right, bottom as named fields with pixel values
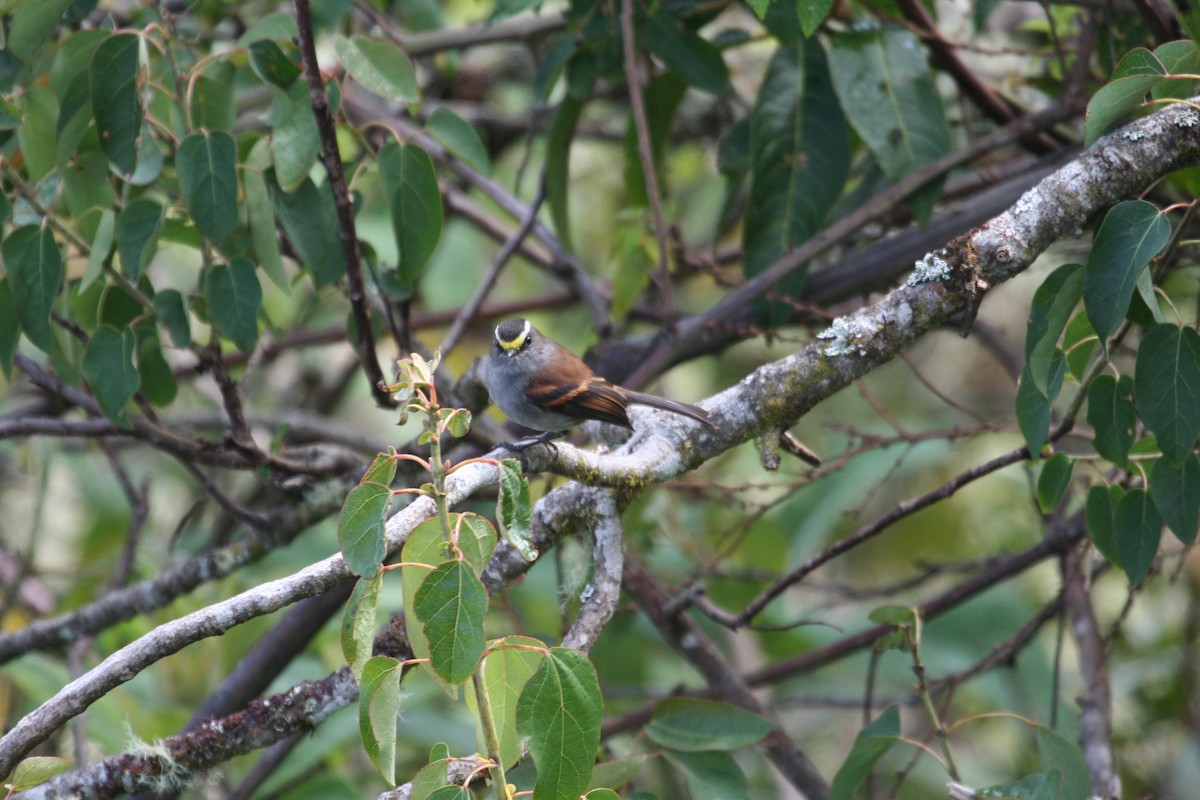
left=620, top=0, right=673, bottom=325
left=294, top=0, right=393, bottom=407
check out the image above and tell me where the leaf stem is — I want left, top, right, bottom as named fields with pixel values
left=471, top=667, right=509, bottom=798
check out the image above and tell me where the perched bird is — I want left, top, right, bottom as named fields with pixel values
left=485, top=317, right=716, bottom=446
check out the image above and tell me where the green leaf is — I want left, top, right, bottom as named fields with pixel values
left=3, top=226, right=63, bottom=354
left=1135, top=324, right=1200, bottom=463
left=1084, top=49, right=1166, bottom=146
left=455, top=512, right=497, bottom=577
left=797, top=0, right=835, bottom=36
left=1036, top=452, right=1074, bottom=514
left=830, top=706, right=901, bottom=800
left=1085, top=484, right=1124, bottom=565
left=82, top=326, right=139, bottom=428
left=6, top=756, right=73, bottom=792
left=1152, top=40, right=1200, bottom=101
left=248, top=38, right=301, bottom=88
left=664, top=749, right=752, bottom=800
left=497, top=459, right=536, bottom=560
left=335, top=34, right=419, bottom=103
left=466, top=637, right=544, bottom=769
left=115, top=198, right=164, bottom=282
left=1016, top=354, right=1066, bottom=457
left=646, top=698, right=773, bottom=752
left=1083, top=200, right=1171, bottom=343
left=1114, top=488, right=1163, bottom=586
left=586, top=755, right=649, bottom=793
left=643, top=8, right=731, bottom=95
left=178, top=131, right=238, bottom=242
left=359, top=656, right=402, bottom=787
left=546, top=94, right=586, bottom=253
left=427, top=108, right=489, bottom=175
left=413, top=560, right=488, bottom=685
left=410, top=757, right=453, bottom=800
left=744, top=37, right=848, bottom=321
left=828, top=25, right=950, bottom=225
left=517, top=648, right=603, bottom=800
left=609, top=226, right=654, bottom=321
left=341, top=573, right=383, bottom=681
left=270, top=80, right=321, bottom=192
left=1150, top=455, right=1200, bottom=546
left=1087, top=374, right=1137, bottom=465
left=583, top=790, right=621, bottom=800
left=90, top=32, right=142, bottom=178
left=1063, top=311, right=1098, bottom=381
left=16, top=85, right=57, bottom=183
left=338, top=481, right=392, bottom=578
left=55, top=72, right=92, bottom=168
left=135, top=330, right=177, bottom=406
left=623, top=74, right=686, bottom=208
left=190, top=61, right=237, bottom=132
left=244, top=138, right=289, bottom=292
left=152, top=289, right=191, bottom=348
left=1024, top=263, right=1084, bottom=396
left=0, top=279, right=18, bottom=379
left=379, top=141, right=443, bottom=289
left=81, top=208, right=115, bottom=292
left=269, top=170, right=347, bottom=288
left=128, top=120, right=164, bottom=187
left=402, top=520, right=458, bottom=695
left=363, top=450, right=399, bottom=485
left=425, top=787, right=472, bottom=800
left=10, top=0, right=73, bottom=60
left=204, top=257, right=262, bottom=353
left=1036, top=725, right=1092, bottom=800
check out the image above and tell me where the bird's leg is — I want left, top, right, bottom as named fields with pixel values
left=495, top=430, right=567, bottom=469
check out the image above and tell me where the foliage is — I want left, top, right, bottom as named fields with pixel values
left=0, top=0, right=1198, bottom=798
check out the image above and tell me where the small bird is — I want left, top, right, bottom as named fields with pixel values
left=485, top=317, right=716, bottom=446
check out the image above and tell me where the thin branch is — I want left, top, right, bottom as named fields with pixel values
left=620, top=0, right=673, bottom=324
left=294, top=0, right=392, bottom=407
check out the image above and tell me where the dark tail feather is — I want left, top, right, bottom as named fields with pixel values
left=621, top=389, right=717, bottom=429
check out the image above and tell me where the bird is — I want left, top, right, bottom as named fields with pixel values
left=485, top=317, right=716, bottom=447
